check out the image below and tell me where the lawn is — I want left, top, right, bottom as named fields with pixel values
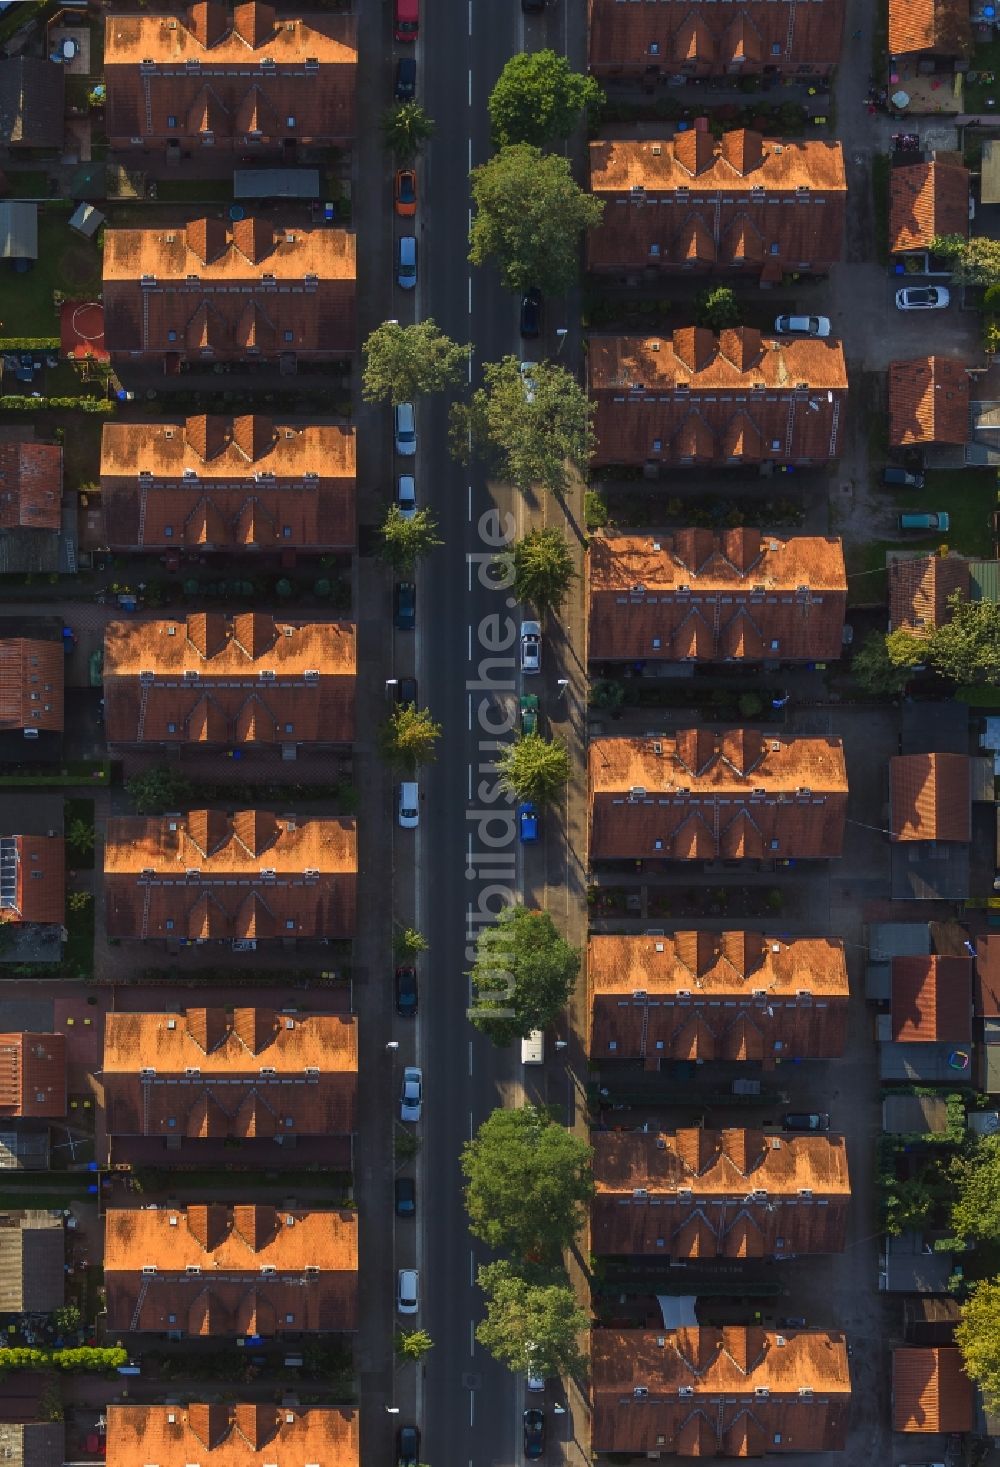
left=64, top=797, right=94, bottom=871
left=963, top=38, right=1000, bottom=115
left=0, top=212, right=103, bottom=338
left=154, top=178, right=234, bottom=202
left=63, top=893, right=94, bottom=979
left=871, top=153, right=890, bottom=266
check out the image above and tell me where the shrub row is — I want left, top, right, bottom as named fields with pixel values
left=0, top=337, right=60, bottom=351
left=0, top=1347, right=128, bottom=1373
left=0, top=396, right=114, bottom=414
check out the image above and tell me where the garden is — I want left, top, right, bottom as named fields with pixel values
left=0, top=211, right=102, bottom=339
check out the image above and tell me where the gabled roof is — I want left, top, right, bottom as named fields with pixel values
left=0, top=1209, right=64, bottom=1312
left=0, top=1424, right=64, bottom=1467
left=0, top=58, right=65, bottom=148
left=103, top=1007, right=356, bottom=1139
left=107, top=1405, right=358, bottom=1467
left=105, top=1205, right=357, bottom=1333
left=888, top=0, right=971, bottom=56
left=592, top=1328, right=851, bottom=1454
left=589, top=732, right=848, bottom=861
left=890, top=955, right=972, bottom=1043
left=588, top=530, right=846, bottom=662
left=0, top=640, right=64, bottom=733
left=889, top=753, right=972, bottom=841
left=0, top=1033, right=66, bottom=1118
left=889, top=162, right=970, bottom=253
left=592, top=1129, right=850, bottom=1256
left=976, top=934, right=1000, bottom=1017
left=588, top=0, right=845, bottom=75
left=0, top=443, right=62, bottom=532
left=888, top=554, right=971, bottom=634
left=889, top=356, right=970, bottom=445
left=892, top=1347, right=973, bottom=1431
left=0, top=836, right=64, bottom=926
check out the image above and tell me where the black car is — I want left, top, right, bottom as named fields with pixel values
left=523, top=1409, right=545, bottom=1460
left=782, top=1112, right=830, bottom=1132
left=882, top=465, right=925, bottom=488
left=521, top=0, right=544, bottom=12
left=520, top=288, right=542, bottom=339
left=394, top=676, right=418, bottom=707
left=394, top=581, right=416, bottom=631
left=394, top=55, right=417, bottom=100
left=397, top=1425, right=420, bottom=1467
left=394, top=1176, right=416, bottom=1218
left=395, top=964, right=418, bottom=1017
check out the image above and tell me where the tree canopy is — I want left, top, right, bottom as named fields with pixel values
left=952, top=1135, right=1000, bottom=1242
left=697, top=285, right=741, bottom=329
left=469, top=905, right=580, bottom=1044
left=362, top=319, right=468, bottom=405
left=379, top=505, right=443, bottom=572
left=125, top=765, right=194, bottom=815
left=476, top=1261, right=587, bottom=1377
left=379, top=705, right=442, bottom=772
left=512, top=527, right=576, bottom=612
left=913, top=593, right=1000, bottom=685
left=451, top=356, right=594, bottom=495
left=468, top=145, right=604, bottom=293
left=850, top=630, right=912, bottom=696
left=462, top=1106, right=593, bottom=1259
left=958, top=1279, right=1000, bottom=1410
left=495, top=733, right=571, bottom=807
left=381, top=102, right=434, bottom=163
left=931, top=234, right=1000, bottom=286
left=487, top=51, right=602, bottom=147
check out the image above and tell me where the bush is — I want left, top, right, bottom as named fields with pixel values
left=738, top=692, right=763, bottom=718
left=0, top=337, right=60, bottom=350
left=584, top=488, right=609, bottom=530
left=0, top=396, right=114, bottom=415
left=0, top=1346, right=128, bottom=1374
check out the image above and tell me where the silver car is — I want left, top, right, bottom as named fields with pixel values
left=895, top=285, right=950, bottom=310
left=400, top=1065, right=422, bottom=1122
left=520, top=620, right=541, bottom=675
left=774, top=314, right=831, bottom=337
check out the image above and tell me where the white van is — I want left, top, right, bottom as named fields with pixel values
left=520, top=1028, right=544, bottom=1064
left=394, top=401, right=416, bottom=457
left=398, top=780, right=419, bottom=829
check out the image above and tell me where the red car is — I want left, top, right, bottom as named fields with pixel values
left=394, top=0, right=418, bottom=40
left=394, top=169, right=417, bottom=217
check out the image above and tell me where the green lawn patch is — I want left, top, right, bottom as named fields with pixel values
left=963, top=39, right=1000, bottom=114
left=60, top=414, right=103, bottom=491
left=0, top=762, right=109, bottom=788
left=155, top=178, right=234, bottom=202
left=0, top=213, right=103, bottom=337
left=4, top=171, right=50, bottom=199
left=64, top=798, right=94, bottom=871
left=871, top=153, right=890, bottom=266
left=64, top=894, right=94, bottom=979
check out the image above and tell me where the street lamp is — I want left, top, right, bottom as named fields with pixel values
left=556, top=678, right=569, bottom=700
left=385, top=1407, right=400, bottom=1415
left=386, top=1041, right=399, bottom=1052
left=555, top=1040, right=568, bottom=1051
left=555, top=327, right=568, bottom=356
left=385, top=678, right=398, bottom=696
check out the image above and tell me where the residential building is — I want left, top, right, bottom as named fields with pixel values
left=889, top=161, right=969, bottom=256
left=0, top=639, right=63, bottom=737
left=0, top=202, right=37, bottom=262
left=888, top=553, right=988, bottom=633
left=879, top=955, right=973, bottom=1083
left=881, top=1230, right=956, bottom=1294
left=104, top=1203, right=358, bottom=1335
left=587, top=0, right=845, bottom=82
left=588, top=132, right=846, bottom=281
left=588, top=331, right=848, bottom=469
left=0, top=1033, right=66, bottom=1118
left=101, top=1006, right=357, bottom=1167
left=106, top=1405, right=358, bottom=1467
left=589, top=731, right=849, bottom=862
left=588, top=530, right=847, bottom=664
left=105, top=2, right=357, bottom=155
left=890, top=753, right=972, bottom=843
left=0, top=1426, right=64, bottom=1467
left=591, top=1129, right=850, bottom=1257
left=888, top=356, right=970, bottom=446
left=0, top=439, right=63, bottom=575
left=0, top=834, right=64, bottom=927
left=0, top=1132, right=51, bottom=1171
left=888, top=743, right=994, bottom=903
left=888, top=0, right=971, bottom=59
left=99, top=416, right=356, bottom=553
left=0, top=1210, right=64, bottom=1312
left=103, top=218, right=356, bottom=366
left=975, top=934, right=1000, bottom=1018
left=589, top=931, right=849, bottom=1064
left=892, top=1346, right=973, bottom=1432
left=591, top=1327, right=851, bottom=1455
left=103, top=613, right=356, bottom=750
left=0, top=58, right=65, bottom=149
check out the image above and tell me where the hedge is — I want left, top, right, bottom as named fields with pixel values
left=0, top=396, right=114, bottom=414
left=0, top=1346, right=128, bottom=1372
left=0, top=338, right=60, bottom=351
left=0, top=764, right=110, bottom=788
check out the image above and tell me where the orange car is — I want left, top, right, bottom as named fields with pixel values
left=394, top=168, right=417, bottom=217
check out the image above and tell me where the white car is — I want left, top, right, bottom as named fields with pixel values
left=519, top=361, right=538, bottom=404
left=400, top=1065, right=422, bottom=1121
left=895, top=285, right=950, bottom=311
left=520, top=620, right=541, bottom=675
left=397, top=780, right=419, bottom=829
left=774, top=314, right=831, bottom=337
left=397, top=1268, right=419, bottom=1314
left=394, top=401, right=416, bottom=456
left=527, top=1345, right=545, bottom=1392
left=396, top=474, right=416, bottom=521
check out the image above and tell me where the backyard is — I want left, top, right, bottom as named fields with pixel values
left=962, top=38, right=1000, bottom=115
left=0, top=211, right=102, bottom=338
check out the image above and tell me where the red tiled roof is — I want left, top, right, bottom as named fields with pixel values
left=0, top=639, right=64, bottom=732
left=892, top=1347, right=973, bottom=1432
left=975, top=935, right=1000, bottom=1017
left=0, top=835, right=64, bottom=926
left=889, top=356, right=970, bottom=445
left=0, top=442, right=62, bottom=532
left=592, top=1130, right=849, bottom=1256
left=888, top=554, right=971, bottom=634
left=588, top=0, right=845, bottom=77
left=103, top=614, right=355, bottom=747
left=890, top=955, right=972, bottom=1043
left=889, top=0, right=971, bottom=56
left=589, top=732, right=848, bottom=861
left=107, top=1405, right=358, bottom=1467
left=588, top=530, right=846, bottom=662
left=588, top=332, right=847, bottom=467
left=889, top=162, right=969, bottom=253
left=588, top=134, right=846, bottom=275
left=103, top=220, right=355, bottom=362
left=592, top=1328, right=851, bottom=1454
left=105, top=5, right=356, bottom=147
left=0, top=1033, right=66, bottom=1118
left=105, top=1204, right=357, bottom=1334
left=889, top=754, right=971, bottom=841
left=589, top=932, right=849, bottom=1063
left=100, top=417, right=355, bottom=552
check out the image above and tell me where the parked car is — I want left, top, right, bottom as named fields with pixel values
left=396, top=474, right=416, bottom=520
left=778, top=1316, right=807, bottom=1329
left=519, top=361, right=538, bottom=404
left=527, top=1350, right=545, bottom=1392
left=520, top=620, right=541, bottom=674
left=395, top=676, right=418, bottom=707
left=518, top=801, right=539, bottom=843
left=782, top=1112, right=830, bottom=1131
left=523, top=1409, right=545, bottom=1460
left=400, top=1066, right=422, bottom=1122
left=394, top=56, right=417, bottom=100
left=520, top=693, right=539, bottom=735
left=520, top=288, right=542, bottom=338
left=896, top=285, right=950, bottom=310
left=393, top=0, right=418, bottom=41
left=396, top=1268, right=419, bottom=1313
left=394, top=401, right=416, bottom=456
left=397, top=234, right=417, bottom=290
left=395, top=168, right=417, bottom=217
left=522, top=0, right=544, bottom=13
left=397, top=780, right=419, bottom=829
left=883, top=465, right=924, bottom=488
left=394, top=1177, right=416, bottom=1218
left=395, top=964, right=418, bottom=1017
left=394, top=581, right=416, bottom=630
left=397, top=1425, right=420, bottom=1467
left=774, top=314, right=831, bottom=337
left=898, top=511, right=950, bottom=531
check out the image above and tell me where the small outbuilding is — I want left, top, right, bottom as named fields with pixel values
left=68, top=201, right=103, bottom=239
left=0, top=202, right=37, bottom=261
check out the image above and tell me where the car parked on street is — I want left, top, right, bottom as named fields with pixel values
left=397, top=780, right=419, bottom=829
left=523, top=1409, right=545, bottom=1459
left=898, top=511, right=950, bottom=531
left=400, top=1066, right=423, bottom=1121
left=397, top=234, right=417, bottom=290
left=520, top=288, right=542, bottom=338
left=396, top=1268, right=419, bottom=1313
left=394, top=1177, right=416, bottom=1218
left=782, top=1112, right=830, bottom=1131
left=519, top=361, right=537, bottom=404
left=395, top=169, right=417, bottom=217
left=394, top=401, right=416, bottom=456
left=394, top=676, right=418, bottom=707
left=397, top=1425, right=420, bottom=1467
left=520, top=693, right=539, bottom=735
left=393, top=0, right=418, bottom=41
left=774, top=314, right=831, bottom=337
left=520, top=620, right=541, bottom=674
left=896, top=285, right=950, bottom=310
left=394, top=56, right=416, bottom=99
left=395, top=964, right=418, bottom=1016
left=518, top=801, right=539, bottom=843
left=883, top=465, right=924, bottom=488
left=396, top=474, right=416, bottom=520
left=394, top=581, right=416, bottom=630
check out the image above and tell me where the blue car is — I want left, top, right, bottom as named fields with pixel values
left=518, top=802, right=539, bottom=843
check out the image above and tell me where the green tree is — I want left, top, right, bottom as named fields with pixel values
left=697, top=285, right=740, bottom=329
left=395, top=1329, right=435, bottom=1361
left=884, top=1174, right=935, bottom=1237
left=469, top=145, right=604, bottom=293
left=451, top=356, right=595, bottom=496
left=476, top=1261, right=587, bottom=1376
left=931, top=234, right=1000, bottom=286
left=53, top=1304, right=81, bottom=1332
left=394, top=926, right=429, bottom=960
left=850, top=631, right=912, bottom=696
left=922, top=592, right=1000, bottom=684
left=958, top=1278, right=1000, bottom=1410
left=496, top=733, right=571, bottom=807
left=487, top=50, right=602, bottom=147
left=379, top=705, right=442, bottom=772
left=67, top=819, right=94, bottom=856
left=125, top=765, right=194, bottom=815
left=952, top=1135, right=1000, bottom=1241
left=511, top=527, right=576, bottom=612
left=462, top=1107, right=593, bottom=1259
left=379, top=505, right=443, bottom=572
left=362, top=319, right=468, bottom=405
left=381, top=102, right=435, bottom=162
left=885, top=627, right=930, bottom=669
left=470, top=905, right=580, bottom=1044
left=68, top=891, right=92, bottom=915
